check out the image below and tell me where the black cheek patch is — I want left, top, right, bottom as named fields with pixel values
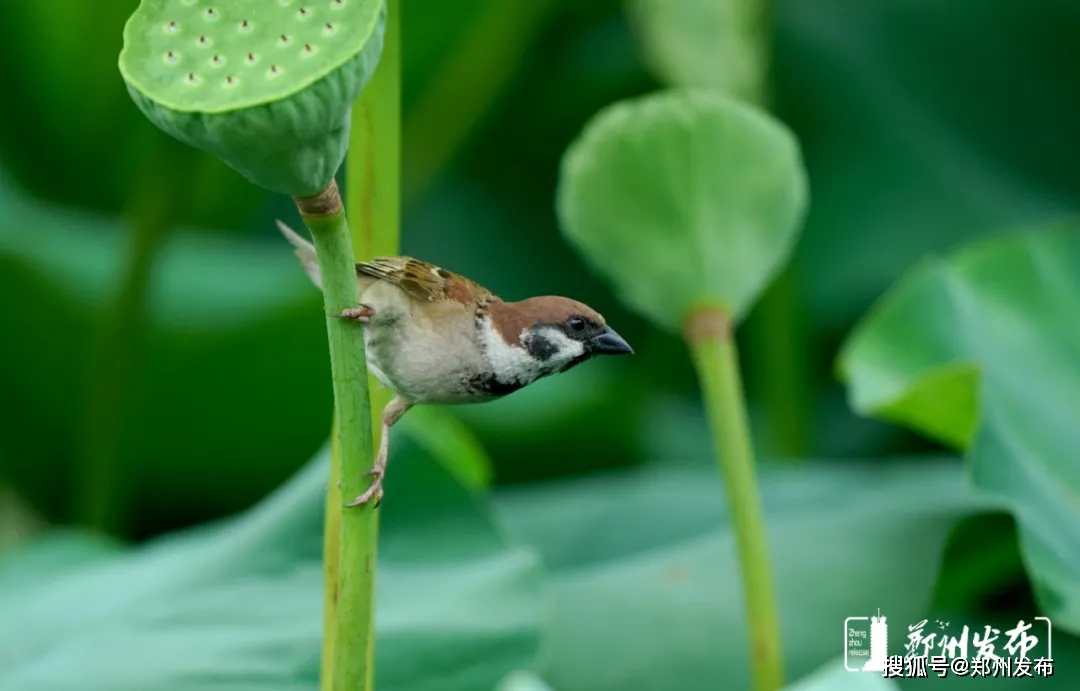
left=527, top=333, right=559, bottom=361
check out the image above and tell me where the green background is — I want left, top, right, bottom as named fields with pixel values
left=1, top=0, right=1077, bottom=688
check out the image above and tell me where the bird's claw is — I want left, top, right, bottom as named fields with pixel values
left=345, top=467, right=384, bottom=509
left=334, top=304, right=375, bottom=323
left=345, top=485, right=383, bottom=509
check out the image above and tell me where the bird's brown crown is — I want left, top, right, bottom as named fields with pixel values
left=488, top=296, right=605, bottom=344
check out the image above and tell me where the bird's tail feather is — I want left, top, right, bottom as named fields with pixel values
left=276, top=220, right=323, bottom=289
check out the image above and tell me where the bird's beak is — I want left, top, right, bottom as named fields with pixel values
left=588, top=327, right=634, bottom=356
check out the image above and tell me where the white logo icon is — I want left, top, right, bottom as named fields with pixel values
left=844, top=612, right=1055, bottom=678
left=845, top=610, right=887, bottom=672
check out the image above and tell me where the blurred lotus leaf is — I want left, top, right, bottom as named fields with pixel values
left=0, top=170, right=332, bottom=523
left=627, top=0, right=768, bottom=103
left=839, top=223, right=1080, bottom=633
left=0, top=446, right=543, bottom=691
left=777, top=0, right=1080, bottom=328
left=495, top=459, right=985, bottom=691
left=781, top=660, right=899, bottom=691
left=556, top=89, right=808, bottom=333
left=399, top=406, right=493, bottom=491
left=495, top=670, right=558, bottom=691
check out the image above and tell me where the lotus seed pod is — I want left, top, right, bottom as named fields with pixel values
left=119, top=0, right=385, bottom=197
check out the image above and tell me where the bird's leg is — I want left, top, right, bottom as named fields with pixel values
left=345, top=395, right=411, bottom=509
left=333, top=303, right=375, bottom=323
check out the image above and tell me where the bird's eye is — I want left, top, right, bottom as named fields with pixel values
left=568, top=317, right=586, bottom=332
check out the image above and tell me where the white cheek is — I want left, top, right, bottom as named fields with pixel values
left=540, top=329, right=586, bottom=364
left=480, top=319, right=589, bottom=385
left=479, top=318, right=548, bottom=383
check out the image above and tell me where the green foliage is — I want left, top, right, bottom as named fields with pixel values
left=120, top=0, right=385, bottom=196
left=780, top=0, right=1080, bottom=329
left=495, top=671, right=557, bottom=691
left=557, top=89, right=808, bottom=332
left=3, top=0, right=1080, bottom=688
left=0, top=446, right=542, bottom=691
left=401, top=407, right=493, bottom=491
left=783, top=661, right=898, bottom=691
left=0, top=172, right=331, bottom=524
left=626, top=0, right=769, bottom=103
left=497, top=460, right=983, bottom=691
left=0, top=485, right=45, bottom=552
left=839, top=225, right=1080, bottom=633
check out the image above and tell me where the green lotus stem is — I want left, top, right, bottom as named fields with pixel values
left=75, top=199, right=164, bottom=533
left=348, top=0, right=401, bottom=261
left=320, top=410, right=344, bottom=691
left=315, top=3, right=402, bottom=689
left=118, top=1, right=386, bottom=683
left=75, top=136, right=187, bottom=534
left=347, top=2, right=401, bottom=684
left=686, top=306, right=783, bottom=691
left=294, top=181, right=377, bottom=691
left=401, top=0, right=553, bottom=203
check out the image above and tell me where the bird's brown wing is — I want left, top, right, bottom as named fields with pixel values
left=356, top=257, right=498, bottom=306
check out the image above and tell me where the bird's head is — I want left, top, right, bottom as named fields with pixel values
left=485, top=296, right=633, bottom=386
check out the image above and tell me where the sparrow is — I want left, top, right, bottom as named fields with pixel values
left=277, top=221, right=634, bottom=508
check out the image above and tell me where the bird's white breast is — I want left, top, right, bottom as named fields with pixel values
left=358, top=282, right=486, bottom=404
